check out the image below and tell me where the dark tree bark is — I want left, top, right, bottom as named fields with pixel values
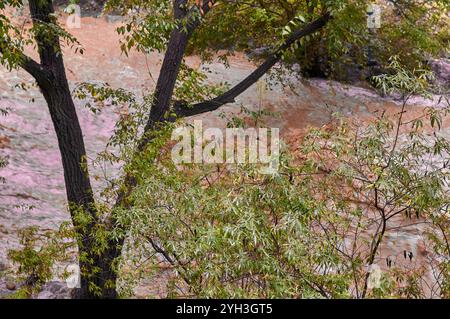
left=144, top=0, right=215, bottom=131
left=144, top=0, right=190, bottom=129
left=116, top=0, right=215, bottom=199
left=25, top=0, right=117, bottom=299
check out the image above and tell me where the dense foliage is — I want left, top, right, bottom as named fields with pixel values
left=106, top=63, right=449, bottom=298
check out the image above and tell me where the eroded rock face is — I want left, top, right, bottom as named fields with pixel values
left=0, top=279, right=73, bottom=299
left=0, top=261, right=8, bottom=272
left=0, top=277, right=19, bottom=298
left=54, top=0, right=107, bottom=16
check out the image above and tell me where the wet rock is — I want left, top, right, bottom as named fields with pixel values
left=105, top=15, right=123, bottom=23
left=35, top=281, right=73, bottom=299
left=0, top=278, right=14, bottom=297
left=0, top=261, right=7, bottom=272
left=5, top=279, right=16, bottom=291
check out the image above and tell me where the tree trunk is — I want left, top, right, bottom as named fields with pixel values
left=26, top=0, right=119, bottom=299
left=40, top=82, right=118, bottom=299
left=144, top=0, right=189, bottom=131
left=116, top=0, right=191, bottom=207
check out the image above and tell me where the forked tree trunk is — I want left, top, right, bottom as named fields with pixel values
left=20, top=0, right=330, bottom=299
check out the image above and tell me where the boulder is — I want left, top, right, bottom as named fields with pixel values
left=35, top=281, right=73, bottom=299
left=430, top=59, right=450, bottom=88
left=0, top=261, right=8, bottom=272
